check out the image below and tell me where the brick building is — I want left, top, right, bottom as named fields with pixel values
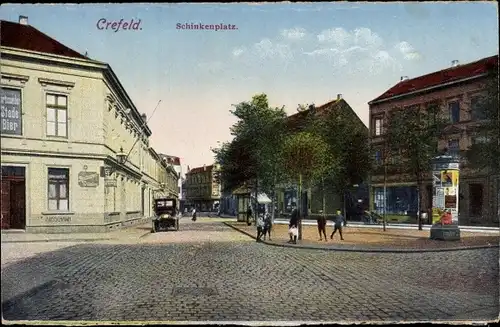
left=368, top=55, right=499, bottom=226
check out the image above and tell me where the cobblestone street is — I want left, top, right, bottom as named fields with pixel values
left=2, top=219, right=498, bottom=322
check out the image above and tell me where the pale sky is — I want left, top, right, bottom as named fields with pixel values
left=1, top=2, right=498, bottom=174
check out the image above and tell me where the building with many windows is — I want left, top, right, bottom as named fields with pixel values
left=0, top=17, right=172, bottom=232
left=185, top=164, right=221, bottom=212
left=158, top=154, right=181, bottom=199
left=368, top=55, right=499, bottom=226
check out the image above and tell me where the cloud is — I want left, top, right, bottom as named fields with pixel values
left=367, top=50, right=402, bottom=74
left=308, top=27, right=403, bottom=74
left=232, top=47, right=245, bottom=57
left=317, top=27, right=351, bottom=47
left=395, top=41, right=422, bottom=60
left=317, top=27, right=383, bottom=49
left=281, top=27, right=307, bottom=40
left=253, top=38, right=293, bottom=60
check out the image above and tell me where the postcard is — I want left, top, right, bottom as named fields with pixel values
left=1, top=2, right=499, bottom=325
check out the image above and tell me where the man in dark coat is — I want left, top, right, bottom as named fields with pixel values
left=246, top=206, right=252, bottom=226
left=317, top=210, right=327, bottom=241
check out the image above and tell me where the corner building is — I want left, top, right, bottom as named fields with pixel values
left=0, top=17, right=173, bottom=232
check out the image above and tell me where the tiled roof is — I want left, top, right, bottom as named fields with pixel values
left=370, top=55, right=499, bottom=104
left=286, top=98, right=344, bottom=129
left=0, top=19, right=86, bottom=59
left=187, top=165, right=214, bottom=174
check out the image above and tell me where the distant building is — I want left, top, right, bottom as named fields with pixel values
left=278, top=95, right=369, bottom=218
left=158, top=154, right=181, bottom=198
left=185, top=164, right=221, bottom=212
left=368, top=55, right=499, bottom=226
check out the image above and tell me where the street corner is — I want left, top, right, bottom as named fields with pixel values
left=1, top=242, right=82, bottom=269
left=224, top=221, right=500, bottom=252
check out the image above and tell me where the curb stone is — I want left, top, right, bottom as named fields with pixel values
left=1, top=238, right=113, bottom=244
left=223, top=222, right=500, bottom=253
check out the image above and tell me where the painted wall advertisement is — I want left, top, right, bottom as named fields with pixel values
left=1, top=88, right=22, bottom=135
left=432, top=169, right=459, bottom=224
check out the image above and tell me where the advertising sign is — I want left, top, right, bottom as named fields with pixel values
left=432, top=166, right=460, bottom=224
left=78, top=172, right=99, bottom=187
left=1, top=88, right=22, bottom=135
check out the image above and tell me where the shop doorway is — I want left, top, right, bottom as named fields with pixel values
left=1, top=166, right=26, bottom=230
left=469, top=183, right=484, bottom=218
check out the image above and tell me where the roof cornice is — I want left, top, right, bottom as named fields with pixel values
left=0, top=46, right=105, bottom=69
left=102, top=66, right=152, bottom=136
left=369, top=73, right=489, bottom=106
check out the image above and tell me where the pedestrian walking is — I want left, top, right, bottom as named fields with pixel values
left=330, top=209, right=345, bottom=241
left=191, top=208, right=197, bottom=222
left=317, top=211, right=327, bottom=241
left=256, top=214, right=265, bottom=242
left=246, top=206, right=253, bottom=226
left=288, top=205, right=299, bottom=244
left=262, top=212, right=272, bottom=241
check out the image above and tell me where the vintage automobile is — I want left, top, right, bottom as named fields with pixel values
left=152, top=198, right=180, bottom=232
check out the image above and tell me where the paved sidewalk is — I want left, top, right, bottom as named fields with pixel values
left=1, top=223, right=152, bottom=268
left=272, top=219, right=500, bottom=234
left=225, top=222, right=500, bottom=253
left=1, top=223, right=152, bottom=243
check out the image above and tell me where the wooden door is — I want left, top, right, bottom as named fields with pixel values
left=10, top=181, right=26, bottom=229
left=1, top=180, right=11, bottom=229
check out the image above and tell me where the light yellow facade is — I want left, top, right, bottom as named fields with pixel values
left=0, top=46, right=176, bottom=233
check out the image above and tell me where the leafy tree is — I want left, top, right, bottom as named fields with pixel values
left=303, top=102, right=373, bottom=220
left=212, top=94, right=288, bottom=222
left=281, top=131, right=331, bottom=239
left=385, top=102, right=447, bottom=230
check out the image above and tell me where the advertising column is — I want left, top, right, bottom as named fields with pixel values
left=430, top=155, right=460, bottom=240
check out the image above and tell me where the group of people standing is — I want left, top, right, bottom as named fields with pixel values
left=252, top=205, right=346, bottom=244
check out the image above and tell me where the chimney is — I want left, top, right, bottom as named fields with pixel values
left=19, top=15, right=28, bottom=25
left=203, top=164, right=206, bottom=171
left=451, top=60, right=459, bottom=67
left=400, top=76, right=409, bottom=81
left=141, top=113, right=147, bottom=122
left=337, top=94, right=342, bottom=100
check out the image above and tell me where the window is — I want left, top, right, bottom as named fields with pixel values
left=46, top=94, right=68, bottom=137
left=425, top=102, right=440, bottom=126
left=470, top=96, right=487, bottom=121
left=373, top=118, right=383, bottom=136
left=374, top=150, right=383, bottom=165
left=48, top=168, right=69, bottom=211
left=448, top=101, right=460, bottom=123
left=448, top=139, right=460, bottom=157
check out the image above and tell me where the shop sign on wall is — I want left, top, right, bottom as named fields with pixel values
left=78, top=171, right=99, bottom=187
